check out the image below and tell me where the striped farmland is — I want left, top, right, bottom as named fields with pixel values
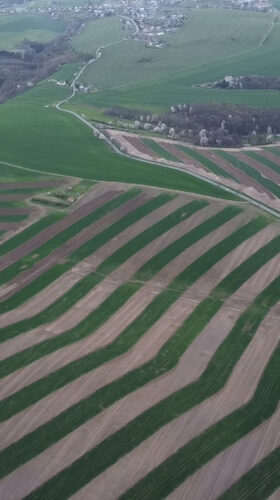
left=0, top=180, right=279, bottom=499
left=111, top=132, right=280, bottom=211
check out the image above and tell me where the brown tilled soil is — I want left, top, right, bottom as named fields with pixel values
left=124, top=136, right=161, bottom=159
left=0, top=210, right=263, bottom=447
left=0, top=194, right=29, bottom=201
left=0, top=193, right=149, bottom=302
left=0, top=203, right=226, bottom=399
left=169, top=403, right=280, bottom=499
left=235, top=152, right=280, bottom=185
left=0, top=207, right=34, bottom=215
left=0, top=222, right=22, bottom=231
left=259, top=149, right=280, bottom=167
left=1, top=261, right=278, bottom=499
left=0, top=189, right=121, bottom=272
left=71, top=304, right=280, bottom=500
left=0, top=194, right=190, bottom=329
left=159, top=143, right=208, bottom=171
left=201, top=150, right=262, bottom=189
left=268, top=487, right=280, bottom=500
left=230, top=152, right=276, bottom=199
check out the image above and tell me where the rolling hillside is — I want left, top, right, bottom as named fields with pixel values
left=0, top=179, right=279, bottom=498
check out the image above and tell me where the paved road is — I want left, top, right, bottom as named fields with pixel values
left=55, top=20, right=280, bottom=220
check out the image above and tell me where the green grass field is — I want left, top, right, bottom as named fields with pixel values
left=73, top=8, right=280, bottom=110
left=0, top=85, right=235, bottom=199
left=72, top=17, right=131, bottom=55
left=0, top=14, right=68, bottom=49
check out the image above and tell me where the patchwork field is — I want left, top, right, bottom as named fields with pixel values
left=108, top=130, right=280, bottom=212
left=0, top=177, right=279, bottom=499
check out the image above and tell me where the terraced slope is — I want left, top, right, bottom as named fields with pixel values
left=0, top=181, right=279, bottom=499
left=107, top=132, right=280, bottom=212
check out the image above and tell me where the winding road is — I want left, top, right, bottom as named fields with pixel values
left=54, top=18, right=280, bottom=219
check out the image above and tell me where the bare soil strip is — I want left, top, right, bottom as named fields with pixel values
left=201, top=150, right=264, bottom=191
left=233, top=152, right=280, bottom=185
left=0, top=204, right=230, bottom=400
left=230, top=152, right=276, bottom=199
left=0, top=193, right=148, bottom=303
left=0, top=209, right=249, bottom=445
left=260, top=150, right=280, bottom=167
left=268, top=486, right=280, bottom=500
left=168, top=406, right=280, bottom=500
left=0, top=201, right=218, bottom=360
left=0, top=222, right=22, bottom=231
left=159, top=143, right=209, bottom=173
left=0, top=195, right=29, bottom=201
left=70, top=305, right=280, bottom=500
left=0, top=207, right=34, bottom=215
left=0, top=220, right=273, bottom=448
left=125, top=136, right=161, bottom=160
left=0, top=194, right=194, bottom=329
left=1, top=263, right=278, bottom=499
left=0, top=188, right=121, bottom=272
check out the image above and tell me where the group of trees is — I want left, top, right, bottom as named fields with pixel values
left=105, top=102, right=280, bottom=147
left=215, top=75, right=280, bottom=91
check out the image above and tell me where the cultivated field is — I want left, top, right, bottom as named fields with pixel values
left=107, top=130, right=280, bottom=212
left=0, top=178, right=279, bottom=499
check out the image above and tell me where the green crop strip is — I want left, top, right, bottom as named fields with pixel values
left=217, top=151, right=280, bottom=199
left=176, top=145, right=237, bottom=181
left=0, top=214, right=28, bottom=222
left=247, top=151, right=280, bottom=175
left=0, top=213, right=65, bottom=258
left=0, top=206, right=241, bottom=382
left=0, top=216, right=274, bottom=478
left=0, top=188, right=142, bottom=285
left=0, top=200, right=207, bottom=343
left=142, top=139, right=183, bottom=164
left=219, top=446, right=280, bottom=500
left=23, top=277, right=280, bottom=500
left=121, top=342, right=280, bottom=500
left=0, top=192, right=172, bottom=314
